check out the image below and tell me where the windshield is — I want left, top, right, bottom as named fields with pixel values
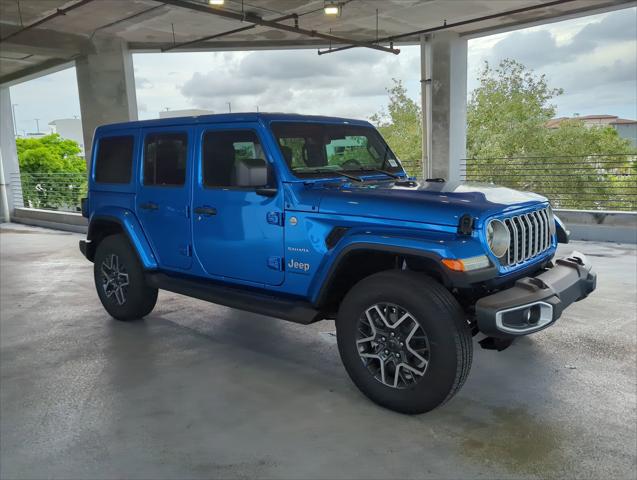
left=271, top=122, right=403, bottom=179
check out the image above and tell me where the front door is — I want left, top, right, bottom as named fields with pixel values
left=192, top=124, right=284, bottom=286
left=136, top=128, right=192, bottom=270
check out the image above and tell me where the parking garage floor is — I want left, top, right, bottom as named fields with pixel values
left=1, top=223, right=635, bottom=480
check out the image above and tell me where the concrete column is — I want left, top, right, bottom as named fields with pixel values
left=0, top=87, right=21, bottom=222
left=420, top=35, right=431, bottom=180
left=429, top=31, right=467, bottom=182
left=75, top=35, right=137, bottom=162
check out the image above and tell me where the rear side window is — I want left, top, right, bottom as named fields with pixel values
left=143, top=133, right=188, bottom=186
left=94, top=136, right=134, bottom=184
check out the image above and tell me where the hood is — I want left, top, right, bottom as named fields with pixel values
left=303, top=180, right=547, bottom=227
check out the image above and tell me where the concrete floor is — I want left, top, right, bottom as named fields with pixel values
left=1, top=223, right=635, bottom=480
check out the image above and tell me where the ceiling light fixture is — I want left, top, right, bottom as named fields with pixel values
left=208, top=0, right=224, bottom=5
left=324, top=2, right=340, bottom=16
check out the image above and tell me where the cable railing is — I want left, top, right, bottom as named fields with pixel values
left=460, top=153, right=636, bottom=212
left=10, top=172, right=87, bottom=213
left=9, top=153, right=637, bottom=213
left=400, top=159, right=423, bottom=180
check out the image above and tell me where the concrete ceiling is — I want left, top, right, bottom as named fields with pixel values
left=0, top=0, right=633, bottom=85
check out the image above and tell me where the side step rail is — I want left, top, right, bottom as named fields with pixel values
left=146, top=273, right=322, bottom=325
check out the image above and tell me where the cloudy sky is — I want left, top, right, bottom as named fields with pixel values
left=9, top=6, right=636, bottom=136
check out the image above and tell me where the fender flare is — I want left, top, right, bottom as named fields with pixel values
left=311, top=236, right=495, bottom=307
left=555, top=214, right=570, bottom=244
left=88, top=207, right=158, bottom=269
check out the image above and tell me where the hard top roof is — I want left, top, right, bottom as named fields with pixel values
left=96, top=112, right=373, bottom=133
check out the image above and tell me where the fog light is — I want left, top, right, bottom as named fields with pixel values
left=528, top=304, right=542, bottom=324
left=524, top=308, right=531, bottom=322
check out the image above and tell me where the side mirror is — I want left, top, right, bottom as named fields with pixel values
left=255, top=187, right=278, bottom=197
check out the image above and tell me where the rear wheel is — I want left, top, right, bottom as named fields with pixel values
left=336, top=270, right=472, bottom=414
left=93, top=234, right=158, bottom=321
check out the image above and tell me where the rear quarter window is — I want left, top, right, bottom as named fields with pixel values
left=94, top=136, right=134, bottom=184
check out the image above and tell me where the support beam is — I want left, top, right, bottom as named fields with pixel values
left=0, top=28, right=95, bottom=58
left=0, top=87, right=21, bottom=221
left=75, top=36, right=138, bottom=161
left=316, top=0, right=581, bottom=56
left=0, top=0, right=95, bottom=43
left=158, top=0, right=399, bottom=55
left=429, top=32, right=467, bottom=182
left=161, top=13, right=298, bottom=52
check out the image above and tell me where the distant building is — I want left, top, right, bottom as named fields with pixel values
left=159, top=109, right=214, bottom=119
left=547, top=115, right=637, bottom=147
left=18, top=132, right=47, bottom=139
left=49, top=118, right=84, bottom=153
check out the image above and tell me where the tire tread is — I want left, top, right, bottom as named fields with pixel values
left=336, top=269, right=473, bottom=414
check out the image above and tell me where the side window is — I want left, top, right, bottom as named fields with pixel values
left=143, top=133, right=188, bottom=186
left=94, top=135, right=134, bottom=184
left=203, top=130, right=270, bottom=188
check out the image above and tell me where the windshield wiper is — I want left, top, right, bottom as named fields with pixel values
left=361, top=168, right=401, bottom=179
left=301, top=169, right=363, bottom=182
left=332, top=171, right=364, bottom=182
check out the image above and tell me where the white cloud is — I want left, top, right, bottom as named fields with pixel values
left=9, top=68, right=81, bottom=136
left=467, top=7, right=636, bottom=118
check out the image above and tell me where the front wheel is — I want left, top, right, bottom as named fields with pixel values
left=93, top=234, right=158, bottom=321
left=336, top=270, right=473, bottom=414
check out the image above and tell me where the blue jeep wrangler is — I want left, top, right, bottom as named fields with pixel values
left=80, top=113, right=596, bottom=414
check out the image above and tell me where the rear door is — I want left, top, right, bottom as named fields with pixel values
left=191, top=123, right=284, bottom=286
left=136, top=127, right=192, bottom=270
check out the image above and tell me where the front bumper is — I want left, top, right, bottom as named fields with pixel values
left=475, top=251, right=596, bottom=338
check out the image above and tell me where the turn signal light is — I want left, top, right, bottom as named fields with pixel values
left=442, top=255, right=490, bottom=272
left=442, top=259, right=464, bottom=271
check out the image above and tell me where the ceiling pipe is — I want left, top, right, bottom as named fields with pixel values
left=162, top=13, right=298, bottom=52
left=317, top=0, right=579, bottom=55
left=0, top=0, right=95, bottom=43
left=157, top=0, right=400, bottom=55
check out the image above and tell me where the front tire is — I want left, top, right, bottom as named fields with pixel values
left=336, top=270, right=472, bottom=414
left=93, top=234, right=158, bottom=321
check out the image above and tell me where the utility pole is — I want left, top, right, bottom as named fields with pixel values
left=34, top=118, right=40, bottom=133
left=227, top=102, right=232, bottom=113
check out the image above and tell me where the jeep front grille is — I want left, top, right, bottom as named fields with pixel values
left=502, top=208, right=552, bottom=266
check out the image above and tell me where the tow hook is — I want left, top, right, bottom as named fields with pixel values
left=479, top=336, right=514, bottom=351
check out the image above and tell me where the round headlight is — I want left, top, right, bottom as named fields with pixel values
left=486, top=219, right=510, bottom=258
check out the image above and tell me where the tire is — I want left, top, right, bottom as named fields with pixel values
left=93, top=234, right=158, bottom=321
left=336, top=270, right=472, bottom=414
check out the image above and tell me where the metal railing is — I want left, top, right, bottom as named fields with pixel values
left=399, top=159, right=423, bottom=180
left=10, top=172, right=87, bottom=213
left=461, top=154, right=636, bottom=212
left=9, top=153, right=637, bottom=213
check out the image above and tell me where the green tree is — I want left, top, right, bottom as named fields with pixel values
left=465, top=59, right=636, bottom=210
left=16, top=134, right=87, bottom=210
left=370, top=79, right=422, bottom=177
left=467, top=59, right=563, bottom=159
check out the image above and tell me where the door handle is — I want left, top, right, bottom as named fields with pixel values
left=194, top=206, right=217, bottom=216
left=140, top=202, right=159, bottom=211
